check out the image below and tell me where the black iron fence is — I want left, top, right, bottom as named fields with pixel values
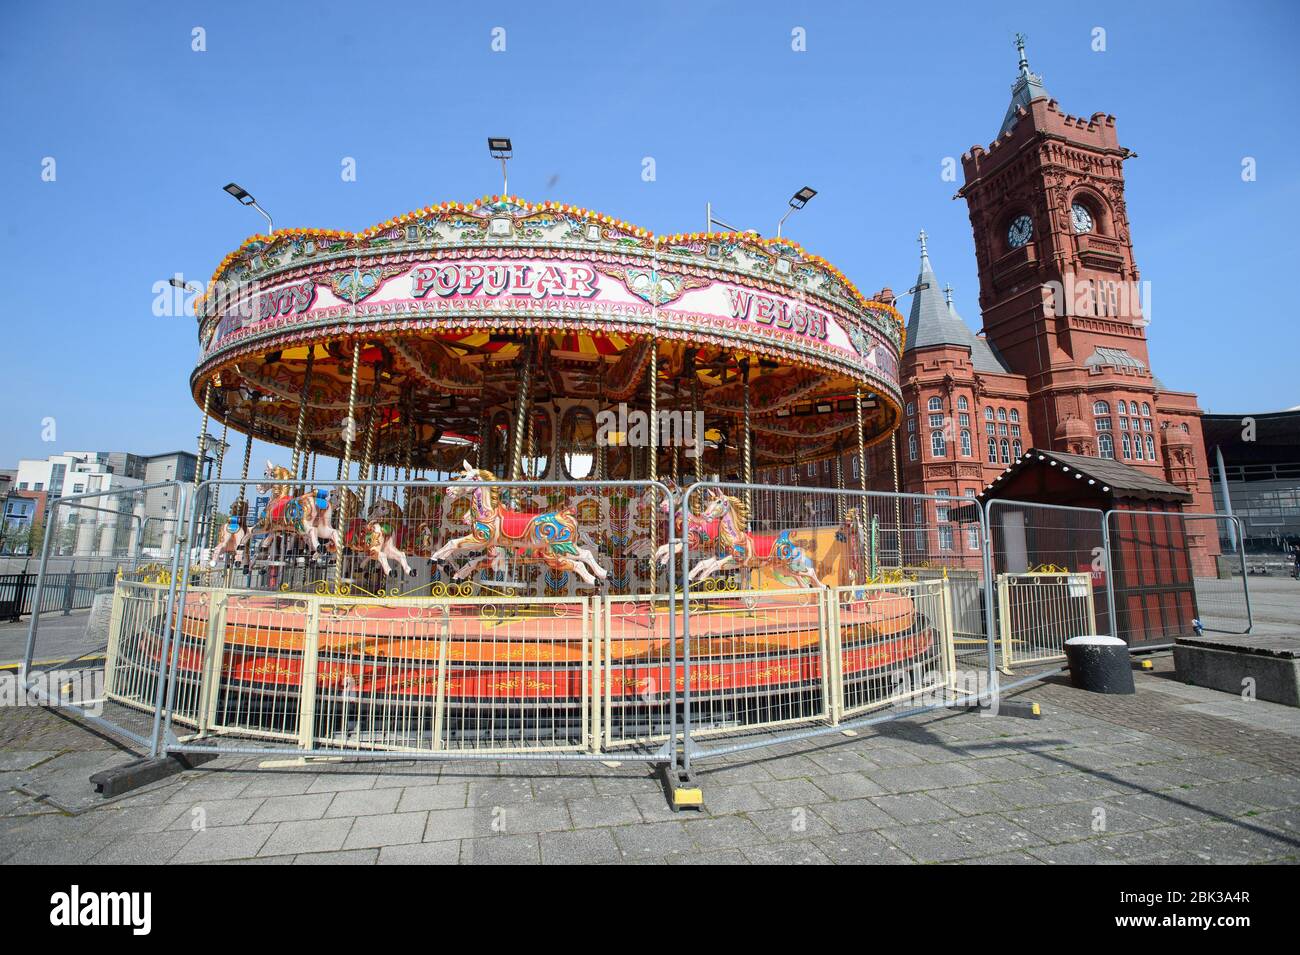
left=0, top=570, right=116, bottom=621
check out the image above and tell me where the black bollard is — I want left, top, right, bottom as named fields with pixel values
left=1064, top=635, right=1135, bottom=694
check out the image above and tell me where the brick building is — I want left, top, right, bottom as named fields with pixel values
left=897, top=37, right=1217, bottom=564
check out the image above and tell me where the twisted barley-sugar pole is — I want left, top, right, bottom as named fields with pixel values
left=289, top=349, right=315, bottom=482
left=193, top=380, right=213, bottom=555
left=358, top=370, right=382, bottom=511
left=857, top=388, right=870, bottom=578
left=333, top=341, right=362, bottom=592
left=891, top=432, right=902, bottom=569
left=509, top=341, right=535, bottom=482
left=648, top=340, right=659, bottom=596
left=741, top=358, right=752, bottom=512
left=208, top=413, right=229, bottom=548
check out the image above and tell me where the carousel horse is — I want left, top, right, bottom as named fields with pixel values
left=336, top=487, right=417, bottom=578
left=208, top=499, right=252, bottom=568
left=653, top=481, right=722, bottom=568
left=254, top=462, right=340, bottom=559
left=688, top=489, right=823, bottom=588
left=431, top=460, right=608, bottom=588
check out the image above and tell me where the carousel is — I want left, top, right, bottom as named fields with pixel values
left=109, top=196, right=943, bottom=751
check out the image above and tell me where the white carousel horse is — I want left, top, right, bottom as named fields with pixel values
left=687, top=488, right=823, bottom=588
left=431, top=460, right=607, bottom=588
left=337, top=488, right=417, bottom=578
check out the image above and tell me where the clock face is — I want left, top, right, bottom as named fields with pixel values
left=1071, top=203, right=1094, bottom=234
left=1007, top=215, right=1033, bottom=248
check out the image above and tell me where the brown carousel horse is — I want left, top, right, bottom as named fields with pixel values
left=336, top=487, right=417, bottom=578
left=690, top=489, right=823, bottom=588
left=253, top=462, right=340, bottom=560
left=653, top=479, right=722, bottom=569
left=431, top=461, right=607, bottom=588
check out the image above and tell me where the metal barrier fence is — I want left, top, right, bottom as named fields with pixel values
left=996, top=572, right=1096, bottom=670
left=20, top=482, right=189, bottom=755
left=1103, top=509, right=1251, bottom=644
left=155, top=478, right=679, bottom=764
left=18, top=471, right=1251, bottom=777
left=678, top=482, right=997, bottom=769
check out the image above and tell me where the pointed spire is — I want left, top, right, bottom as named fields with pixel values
left=943, top=283, right=954, bottom=309
left=999, top=32, right=1050, bottom=136
left=917, top=228, right=930, bottom=269
left=904, top=231, right=1009, bottom=374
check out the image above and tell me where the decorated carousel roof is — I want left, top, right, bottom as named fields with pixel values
left=191, top=197, right=904, bottom=473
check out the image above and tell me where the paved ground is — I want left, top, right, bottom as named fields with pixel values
left=0, top=610, right=100, bottom=668
left=1, top=654, right=1297, bottom=865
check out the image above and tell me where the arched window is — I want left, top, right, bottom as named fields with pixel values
left=984, top=407, right=994, bottom=421
left=931, top=431, right=946, bottom=457
left=1118, top=400, right=1129, bottom=415
left=1009, top=409, right=1020, bottom=423
left=999, top=439, right=1010, bottom=463
left=1133, top=433, right=1144, bottom=460
left=987, top=437, right=997, bottom=463
left=997, top=407, right=1007, bottom=421
left=908, top=434, right=918, bottom=461
left=927, top=396, right=942, bottom=412
left=1093, top=400, right=1110, bottom=415
left=960, top=430, right=972, bottom=456
left=1121, top=433, right=1132, bottom=458
left=1098, top=433, right=1114, bottom=459
left=1012, top=440, right=1022, bottom=459
left=1145, top=435, right=1156, bottom=458
left=907, top=417, right=916, bottom=432
left=905, top=401, right=914, bottom=416
left=957, top=395, right=969, bottom=411
left=1141, top=402, right=1151, bottom=416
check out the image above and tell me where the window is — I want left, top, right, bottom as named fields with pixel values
left=1121, top=433, right=1132, bottom=458
left=1009, top=409, right=1020, bottom=423
left=908, top=434, right=918, bottom=461
left=1013, top=440, right=1022, bottom=458
left=905, top=401, right=914, bottom=416
left=987, top=437, right=997, bottom=463
left=1141, top=402, right=1151, bottom=416
left=1095, top=416, right=1112, bottom=431
left=1098, top=433, right=1114, bottom=459
left=1000, top=439, right=1010, bottom=463
left=998, top=423, right=1008, bottom=436
left=986, top=422, right=995, bottom=436
left=958, top=413, right=970, bottom=427
left=1119, top=417, right=1128, bottom=430
left=957, top=396, right=969, bottom=411
left=17, top=482, right=26, bottom=490
left=1010, top=424, right=1021, bottom=437
left=1142, top=419, right=1152, bottom=432
left=1118, top=400, right=1128, bottom=414
left=960, top=430, right=972, bottom=457
left=1093, top=400, right=1110, bottom=415
left=807, top=463, right=815, bottom=477
left=931, top=431, right=947, bottom=457
left=1145, top=435, right=1156, bottom=458
left=33, top=482, right=43, bottom=491
left=1133, top=434, right=1144, bottom=460
left=72, top=483, right=84, bottom=493
left=907, top=417, right=915, bottom=432
left=927, top=396, right=942, bottom=412
left=997, top=407, right=1007, bottom=421
left=935, top=490, right=951, bottom=521
left=984, top=407, right=994, bottom=421
left=938, top=526, right=954, bottom=551
left=929, top=414, right=944, bottom=428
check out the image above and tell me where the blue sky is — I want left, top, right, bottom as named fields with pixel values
left=2, top=0, right=1297, bottom=466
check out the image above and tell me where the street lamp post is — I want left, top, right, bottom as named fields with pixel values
left=488, top=138, right=513, bottom=195
left=222, top=182, right=274, bottom=234
left=777, top=186, right=817, bottom=238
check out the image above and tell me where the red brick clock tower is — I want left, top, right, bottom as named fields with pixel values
left=956, top=35, right=1216, bottom=517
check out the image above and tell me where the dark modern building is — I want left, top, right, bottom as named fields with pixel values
left=1203, top=409, right=1300, bottom=553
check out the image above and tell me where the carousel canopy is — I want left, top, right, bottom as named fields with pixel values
left=191, top=197, right=904, bottom=473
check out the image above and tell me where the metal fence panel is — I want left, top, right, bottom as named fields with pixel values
left=1104, top=509, right=1251, bottom=644
left=995, top=572, right=1096, bottom=670
left=20, top=482, right=188, bottom=755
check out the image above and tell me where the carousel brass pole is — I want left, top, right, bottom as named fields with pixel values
left=509, top=341, right=535, bottom=482
left=193, top=380, right=213, bottom=555
left=208, top=413, right=229, bottom=548
left=477, top=399, right=492, bottom=473
left=334, top=342, right=362, bottom=592
left=741, top=359, right=752, bottom=511
left=834, top=441, right=845, bottom=524
left=358, top=370, right=382, bottom=511
left=891, top=431, right=902, bottom=569
left=857, top=388, right=870, bottom=578
left=289, top=349, right=315, bottom=483
left=691, top=373, right=703, bottom=488
left=525, top=399, right=537, bottom=480
left=648, top=340, right=659, bottom=596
